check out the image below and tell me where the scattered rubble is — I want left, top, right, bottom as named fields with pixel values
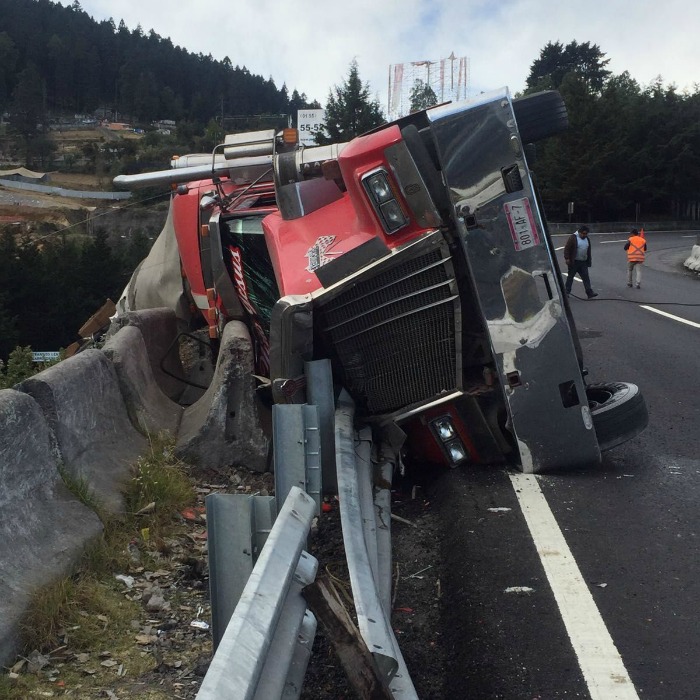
left=2, top=468, right=275, bottom=699
left=3, top=463, right=448, bottom=699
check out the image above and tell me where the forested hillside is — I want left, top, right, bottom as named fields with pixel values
left=525, top=43, right=700, bottom=222
left=0, top=222, right=154, bottom=360
left=1, top=1, right=699, bottom=223
left=0, top=0, right=317, bottom=125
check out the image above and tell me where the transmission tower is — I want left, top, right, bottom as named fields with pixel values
left=387, top=53, right=470, bottom=121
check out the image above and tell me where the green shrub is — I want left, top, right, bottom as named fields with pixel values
left=0, top=346, right=63, bottom=389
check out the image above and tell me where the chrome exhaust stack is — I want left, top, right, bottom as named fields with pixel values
left=113, top=129, right=291, bottom=190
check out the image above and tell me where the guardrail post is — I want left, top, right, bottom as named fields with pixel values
left=206, top=494, right=277, bottom=650
left=197, top=486, right=318, bottom=700
left=305, top=359, right=337, bottom=493
left=273, top=404, right=322, bottom=515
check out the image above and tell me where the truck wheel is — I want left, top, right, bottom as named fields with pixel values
left=512, top=91, right=568, bottom=143
left=587, top=382, right=648, bottom=452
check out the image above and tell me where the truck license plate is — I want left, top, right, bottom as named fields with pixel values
left=504, top=198, right=540, bottom=252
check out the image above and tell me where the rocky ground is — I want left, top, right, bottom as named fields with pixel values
left=2, top=468, right=265, bottom=699
left=3, top=459, right=452, bottom=700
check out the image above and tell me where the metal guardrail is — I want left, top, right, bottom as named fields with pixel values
left=197, top=486, right=318, bottom=700
left=0, top=178, right=131, bottom=200
left=335, top=391, right=419, bottom=698
left=548, top=221, right=700, bottom=234
left=199, top=376, right=417, bottom=697
left=273, top=404, right=322, bottom=515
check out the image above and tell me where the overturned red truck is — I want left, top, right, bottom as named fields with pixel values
left=115, top=88, right=647, bottom=474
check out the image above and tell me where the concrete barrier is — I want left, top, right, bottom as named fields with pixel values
left=0, top=389, right=103, bottom=666
left=0, top=300, right=272, bottom=665
left=16, top=350, right=148, bottom=514
left=102, top=325, right=184, bottom=437
left=107, top=308, right=187, bottom=401
left=176, top=321, right=270, bottom=473
left=684, top=244, right=700, bottom=272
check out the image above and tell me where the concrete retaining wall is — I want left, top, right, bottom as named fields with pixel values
left=107, top=307, right=187, bottom=401
left=17, top=350, right=148, bottom=514
left=102, top=325, right=184, bottom=437
left=0, top=313, right=271, bottom=665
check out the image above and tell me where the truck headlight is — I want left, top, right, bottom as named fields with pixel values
left=365, top=172, right=393, bottom=203
left=429, top=415, right=469, bottom=465
left=432, top=416, right=456, bottom=441
left=380, top=200, right=406, bottom=229
left=362, top=169, right=408, bottom=233
left=446, top=439, right=468, bottom=465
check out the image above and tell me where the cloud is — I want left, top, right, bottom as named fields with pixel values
left=64, top=0, right=700, bottom=116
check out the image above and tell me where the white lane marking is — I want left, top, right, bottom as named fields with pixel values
left=509, top=473, right=639, bottom=700
left=557, top=239, right=629, bottom=247
left=640, top=305, right=700, bottom=328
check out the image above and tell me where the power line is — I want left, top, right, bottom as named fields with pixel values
left=23, top=189, right=172, bottom=247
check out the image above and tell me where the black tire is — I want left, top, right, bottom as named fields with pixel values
left=587, top=382, right=648, bottom=452
left=512, top=90, right=569, bottom=143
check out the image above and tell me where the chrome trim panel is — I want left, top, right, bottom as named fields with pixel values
left=427, top=89, right=600, bottom=471
left=385, top=139, right=443, bottom=229
left=269, top=295, right=314, bottom=385
left=386, top=390, right=465, bottom=425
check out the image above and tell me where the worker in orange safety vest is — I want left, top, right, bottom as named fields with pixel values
left=624, top=228, right=647, bottom=289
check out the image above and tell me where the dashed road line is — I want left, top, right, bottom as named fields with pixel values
left=640, top=305, right=700, bottom=329
left=509, top=472, right=639, bottom=700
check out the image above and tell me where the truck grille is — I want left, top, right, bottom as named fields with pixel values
left=316, top=241, right=460, bottom=415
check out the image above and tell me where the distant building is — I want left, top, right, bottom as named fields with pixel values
left=153, top=119, right=176, bottom=130
left=0, top=167, right=48, bottom=183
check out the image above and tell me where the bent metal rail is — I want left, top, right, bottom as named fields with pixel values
left=197, top=406, right=419, bottom=698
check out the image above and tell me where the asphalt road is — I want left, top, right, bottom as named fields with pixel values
left=433, top=230, right=700, bottom=699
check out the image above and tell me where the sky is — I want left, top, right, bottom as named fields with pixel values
left=59, top=0, right=699, bottom=116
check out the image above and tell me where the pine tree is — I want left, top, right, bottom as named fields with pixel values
left=10, top=63, right=45, bottom=144
left=409, top=79, right=438, bottom=112
left=526, top=41, right=611, bottom=94
left=319, top=60, right=384, bottom=143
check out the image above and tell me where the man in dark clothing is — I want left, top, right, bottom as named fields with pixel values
left=564, top=225, right=598, bottom=298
